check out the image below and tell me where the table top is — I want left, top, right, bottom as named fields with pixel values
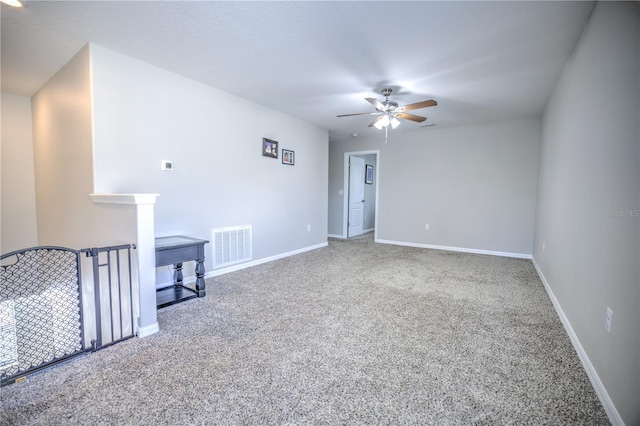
left=155, top=235, right=209, bottom=250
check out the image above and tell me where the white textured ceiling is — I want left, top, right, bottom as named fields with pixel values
left=1, top=1, right=594, bottom=141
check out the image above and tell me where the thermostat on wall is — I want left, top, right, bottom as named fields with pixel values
left=161, top=160, right=173, bottom=171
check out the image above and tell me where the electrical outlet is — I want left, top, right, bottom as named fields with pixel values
left=307, top=224, right=311, bottom=232
left=542, top=242, right=546, bottom=251
left=424, top=224, right=430, bottom=231
left=604, top=307, right=613, bottom=333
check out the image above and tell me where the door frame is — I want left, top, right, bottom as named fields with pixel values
left=342, top=150, right=380, bottom=240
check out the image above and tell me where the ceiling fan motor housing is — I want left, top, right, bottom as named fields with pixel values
left=380, top=101, right=398, bottom=112
left=380, top=88, right=398, bottom=111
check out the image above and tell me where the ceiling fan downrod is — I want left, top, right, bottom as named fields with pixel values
left=380, top=88, right=398, bottom=112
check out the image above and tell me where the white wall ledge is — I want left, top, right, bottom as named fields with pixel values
left=90, top=193, right=159, bottom=205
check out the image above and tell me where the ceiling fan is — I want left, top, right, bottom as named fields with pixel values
left=337, top=88, right=437, bottom=130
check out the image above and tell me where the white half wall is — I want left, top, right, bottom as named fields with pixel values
left=1, top=92, right=38, bottom=253
left=533, top=2, right=639, bottom=424
left=329, top=118, right=540, bottom=255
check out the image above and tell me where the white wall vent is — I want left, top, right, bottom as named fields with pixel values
left=212, top=225, right=252, bottom=269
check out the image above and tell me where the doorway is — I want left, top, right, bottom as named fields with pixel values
left=343, top=150, right=379, bottom=239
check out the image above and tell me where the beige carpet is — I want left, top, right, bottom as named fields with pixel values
left=0, top=234, right=609, bottom=425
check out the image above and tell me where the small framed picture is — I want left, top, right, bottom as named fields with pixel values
left=365, top=164, right=373, bottom=184
left=282, top=149, right=295, bottom=165
left=262, top=138, right=278, bottom=159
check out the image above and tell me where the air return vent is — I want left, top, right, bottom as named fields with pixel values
left=212, top=225, right=252, bottom=269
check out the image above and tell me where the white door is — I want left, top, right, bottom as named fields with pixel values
left=348, top=156, right=365, bottom=238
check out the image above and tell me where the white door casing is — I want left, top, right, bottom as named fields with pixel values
left=348, top=156, right=365, bottom=238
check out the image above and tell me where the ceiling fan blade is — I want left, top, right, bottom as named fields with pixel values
left=368, top=116, right=383, bottom=128
left=365, top=97, right=385, bottom=111
left=398, top=99, right=437, bottom=112
left=337, top=111, right=381, bottom=117
left=396, top=112, right=427, bottom=123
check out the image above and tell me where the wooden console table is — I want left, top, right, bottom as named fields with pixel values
left=155, top=235, right=209, bottom=308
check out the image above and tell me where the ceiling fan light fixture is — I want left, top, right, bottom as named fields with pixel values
left=1, top=0, right=23, bottom=7
left=338, top=88, right=436, bottom=136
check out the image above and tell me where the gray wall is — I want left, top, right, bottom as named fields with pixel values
left=329, top=118, right=540, bottom=256
left=533, top=2, right=639, bottom=424
left=1, top=93, right=38, bottom=253
left=89, top=44, right=329, bottom=280
left=5, top=42, right=328, bottom=284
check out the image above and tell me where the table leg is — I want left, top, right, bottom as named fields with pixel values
left=195, top=257, right=206, bottom=297
left=173, top=262, right=183, bottom=287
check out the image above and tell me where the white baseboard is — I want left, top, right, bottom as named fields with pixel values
left=531, top=257, right=623, bottom=426
left=137, top=321, right=159, bottom=338
left=375, top=239, right=532, bottom=259
left=157, top=242, right=329, bottom=287
left=328, top=230, right=374, bottom=240
left=207, top=242, right=328, bottom=277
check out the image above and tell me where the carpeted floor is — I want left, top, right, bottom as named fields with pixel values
left=0, top=234, right=609, bottom=425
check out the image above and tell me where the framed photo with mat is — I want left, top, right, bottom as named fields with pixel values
left=282, top=149, right=294, bottom=165
left=365, top=164, right=373, bottom=184
left=262, top=138, right=278, bottom=159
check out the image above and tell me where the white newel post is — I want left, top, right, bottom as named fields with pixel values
left=90, top=193, right=160, bottom=338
